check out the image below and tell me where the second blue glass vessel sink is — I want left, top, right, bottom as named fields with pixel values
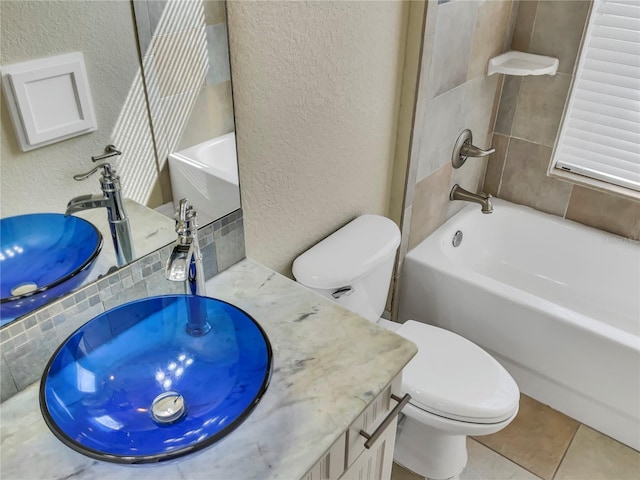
left=40, top=295, right=272, bottom=464
left=0, top=213, right=102, bottom=326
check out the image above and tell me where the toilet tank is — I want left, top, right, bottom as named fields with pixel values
left=292, top=215, right=401, bottom=322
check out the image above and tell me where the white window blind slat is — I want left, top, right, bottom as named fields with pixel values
left=581, top=68, right=640, bottom=91
left=564, top=123, right=640, bottom=154
left=593, top=8, right=640, bottom=31
left=592, top=24, right=640, bottom=43
left=571, top=106, right=640, bottom=133
left=583, top=58, right=640, bottom=80
left=589, top=37, right=640, bottom=56
left=568, top=117, right=640, bottom=142
left=573, top=98, right=639, bottom=123
left=575, top=88, right=639, bottom=112
left=564, top=135, right=640, bottom=164
left=562, top=143, right=640, bottom=172
left=577, top=78, right=639, bottom=103
left=556, top=155, right=640, bottom=191
left=552, top=0, right=640, bottom=192
left=598, top=0, right=640, bottom=18
left=585, top=48, right=640, bottom=69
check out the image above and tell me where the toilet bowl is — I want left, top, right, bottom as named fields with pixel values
left=292, top=215, right=520, bottom=480
left=391, top=320, right=519, bottom=479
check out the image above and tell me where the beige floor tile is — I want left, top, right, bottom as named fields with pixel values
left=459, top=439, right=541, bottom=480
left=392, top=462, right=423, bottom=480
left=473, top=395, right=579, bottom=480
left=391, top=438, right=542, bottom=480
left=554, top=425, right=640, bottom=480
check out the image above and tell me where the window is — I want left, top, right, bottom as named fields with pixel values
left=551, top=0, right=640, bottom=193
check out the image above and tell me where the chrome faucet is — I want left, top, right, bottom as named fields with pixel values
left=166, top=199, right=210, bottom=336
left=449, top=184, right=493, bottom=214
left=66, top=147, right=135, bottom=266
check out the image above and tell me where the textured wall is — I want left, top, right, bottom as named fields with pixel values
left=0, top=1, right=157, bottom=215
left=484, top=0, right=640, bottom=240
left=227, top=1, right=408, bottom=276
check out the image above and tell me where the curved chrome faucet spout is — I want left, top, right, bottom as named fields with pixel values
left=449, top=184, right=493, bottom=214
left=166, top=199, right=210, bottom=336
left=66, top=157, right=135, bottom=266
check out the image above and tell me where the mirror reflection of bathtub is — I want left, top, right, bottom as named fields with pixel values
left=169, top=133, right=241, bottom=226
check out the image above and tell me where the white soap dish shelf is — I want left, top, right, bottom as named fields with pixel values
left=488, top=51, right=559, bottom=76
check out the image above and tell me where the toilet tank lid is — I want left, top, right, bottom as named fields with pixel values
left=292, top=215, right=401, bottom=289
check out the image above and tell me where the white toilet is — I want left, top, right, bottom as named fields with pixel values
left=292, top=215, right=519, bottom=480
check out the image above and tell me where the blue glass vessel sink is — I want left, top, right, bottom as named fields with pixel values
left=1, top=213, right=102, bottom=326
left=40, top=295, right=272, bottom=464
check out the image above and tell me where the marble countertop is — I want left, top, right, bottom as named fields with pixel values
left=0, top=260, right=417, bottom=480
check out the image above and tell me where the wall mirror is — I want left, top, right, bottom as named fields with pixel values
left=0, top=0, right=239, bottom=326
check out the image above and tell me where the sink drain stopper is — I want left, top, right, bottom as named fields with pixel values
left=151, top=391, right=186, bottom=424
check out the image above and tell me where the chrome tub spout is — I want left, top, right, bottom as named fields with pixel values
left=449, top=184, right=493, bottom=214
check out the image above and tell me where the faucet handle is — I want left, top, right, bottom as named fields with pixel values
left=452, top=129, right=496, bottom=169
left=175, top=198, right=199, bottom=234
left=177, top=198, right=189, bottom=221
left=73, top=163, right=115, bottom=181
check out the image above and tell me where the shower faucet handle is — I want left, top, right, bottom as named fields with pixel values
left=460, top=142, right=495, bottom=158
left=452, top=129, right=495, bottom=168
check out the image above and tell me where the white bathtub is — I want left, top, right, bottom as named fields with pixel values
left=399, top=199, right=640, bottom=450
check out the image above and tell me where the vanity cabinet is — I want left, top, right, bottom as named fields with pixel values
left=304, top=375, right=403, bottom=480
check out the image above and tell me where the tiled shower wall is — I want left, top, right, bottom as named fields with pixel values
left=392, top=0, right=515, bottom=316
left=0, top=210, right=245, bottom=402
left=404, top=0, right=515, bottom=249
left=175, top=1, right=235, bottom=151
left=484, top=0, right=640, bottom=240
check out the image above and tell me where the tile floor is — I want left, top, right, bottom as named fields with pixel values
left=391, top=395, right=640, bottom=480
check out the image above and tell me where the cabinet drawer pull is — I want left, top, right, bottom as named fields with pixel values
left=359, top=393, right=411, bottom=449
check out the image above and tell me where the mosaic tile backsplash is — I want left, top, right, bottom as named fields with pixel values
left=0, top=209, right=245, bottom=402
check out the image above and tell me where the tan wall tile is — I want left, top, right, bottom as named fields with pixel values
left=528, top=0, right=591, bottom=74
left=426, top=0, right=478, bottom=99
left=204, top=0, right=226, bottom=25
left=511, top=73, right=571, bottom=147
left=488, top=75, right=504, bottom=135
left=565, top=186, right=640, bottom=240
left=416, top=84, right=466, bottom=182
left=494, top=75, right=522, bottom=136
left=467, top=0, right=514, bottom=80
left=408, top=163, right=453, bottom=250
left=177, top=81, right=235, bottom=151
left=511, top=0, right=538, bottom=52
left=483, top=133, right=509, bottom=196
left=465, top=75, right=503, bottom=147
left=500, top=138, right=572, bottom=216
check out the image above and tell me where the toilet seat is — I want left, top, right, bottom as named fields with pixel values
left=395, top=320, right=519, bottom=424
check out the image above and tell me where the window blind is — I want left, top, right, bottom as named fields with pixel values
left=552, top=0, right=640, bottom=192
